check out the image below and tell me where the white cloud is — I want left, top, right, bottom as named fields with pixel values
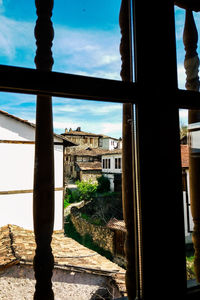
left=52, top=25, right=121, bottom=79
left=0, top=15, right=34, bottom=64
left=53, top=101, right=122, bottom=116
left=177, top=64, right=186, bottom=89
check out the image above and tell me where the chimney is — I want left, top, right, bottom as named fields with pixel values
left=65, top=128, right=68, bottom=133
left=76, top=127, right=81, bottom=132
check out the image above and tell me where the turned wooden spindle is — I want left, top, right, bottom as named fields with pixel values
left=33, top=0, right=55, bottom=299
left=183, top=9, right=200, bottom=282
left=119, top=0, right=138, bottom=299
left=175, top=0, right=200, bottom=12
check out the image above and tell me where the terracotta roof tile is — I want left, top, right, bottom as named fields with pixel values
left=76, top=162, right=102, bottom=171
left=65, top=145, right=110, bottom=156
left=181, top=145, right=189, bottom=168
left=0, top=225, right=126, bottom=295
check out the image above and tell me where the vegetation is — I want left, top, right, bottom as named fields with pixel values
left=180, top=123, right=188, bottom=139
left=64, top=178, right=123, bottom=224
left=64, top=180, right=98, bottom=208
left=76, top=180, right=98, bottom=201
left=186, top=256, right=195, bottom=280
left=97, top=175, right=110, bottom=193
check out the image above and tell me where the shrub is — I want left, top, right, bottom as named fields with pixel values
left=65, top=188, right=80, bottom=205
left=97, top=175, right=110, bottom=193
left=76, top=180, right=98, bottom=201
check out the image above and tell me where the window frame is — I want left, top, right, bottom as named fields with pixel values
left=0, top=1, right=198, bottom=299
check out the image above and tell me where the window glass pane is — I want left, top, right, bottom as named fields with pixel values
left=52, top=0, right=123, bottom=80
left=0, top=93, right=127, bottom=295
left=0, top=0, right=124, bottom=82
left=0, top=1, right=35, bottom=68
left=180, top=108, right=200, bottom=288
left=175, top=6, right=200, bottom=90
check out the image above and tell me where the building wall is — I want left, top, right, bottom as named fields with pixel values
left=183, top=169, right=194, bottom=241
left=102, top=154, right=122, bottom=174
left=66, top=135, right=99, bottom=148
left=0, top=115, right=64, bottom=230
left=0, top=114, right=35, bottom=141
left=80, top=170, right=102, bottom=183
left=100, top=138, right=118, bottom=150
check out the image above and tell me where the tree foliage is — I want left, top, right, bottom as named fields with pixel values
left=75, top=180, right=98, bottom=201
left=97, top=175, right=110, bottom=193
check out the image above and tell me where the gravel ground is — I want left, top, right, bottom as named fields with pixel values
left=0, top=265, right=112, bottom=300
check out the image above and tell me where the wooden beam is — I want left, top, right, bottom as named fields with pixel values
left=0, top=64, right=136, bottom=103
left=0, top=187, right=64, bottom=195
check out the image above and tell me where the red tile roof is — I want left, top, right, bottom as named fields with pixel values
left=0, top=224, right=126, bottom=295
left=76, top=162, right=102, bottom=171
left=181, top=145, right=189, bottom=168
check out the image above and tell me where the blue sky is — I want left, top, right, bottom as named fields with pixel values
left=0, top=2, right=194, bottom=137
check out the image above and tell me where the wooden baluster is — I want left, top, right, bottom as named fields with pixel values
left=33, top=0, right=55, bottom=299
left=183, top=9, right=199, bottom=91
left=183, top=9, right=200, bottom=282
left=119, top=0, right=138, bottom=299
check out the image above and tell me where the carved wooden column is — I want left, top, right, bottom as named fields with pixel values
left=119, top=0, right=138, bottom=299
left=183, top=9, right=200, bottom=282
left=33, top=0, right=55, bottom=299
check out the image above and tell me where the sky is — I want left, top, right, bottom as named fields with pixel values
left=0, top=2, right=195, bottom=137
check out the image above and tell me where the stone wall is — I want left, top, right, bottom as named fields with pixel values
left=70, top=207, right=114, bottom=253
left=80, top=171, right=102, bottom=183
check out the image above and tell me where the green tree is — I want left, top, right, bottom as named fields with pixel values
left=76, top=180, right=98, bottom=201
left=97, top=175, right=110, bottom=193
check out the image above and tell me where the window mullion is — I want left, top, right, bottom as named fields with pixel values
left=133, top=0, right=187, bottom=298
left=33, top=1, right=55, bottom=299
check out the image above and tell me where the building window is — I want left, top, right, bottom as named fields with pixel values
left=108, top=159, right=111, bottom=169
left=115, top=157, right=121, bottom=169
left=103, top=158, right=110, bottom=169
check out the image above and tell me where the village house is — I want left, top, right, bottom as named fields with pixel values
left=99, top=135, right=122, bottom=150
left=0, top=110, right=74, bottom=230
left=61, top=127, right=102, bottom=148
left=63, top=127, right=122, bottom=183
left=101, top=149, right=122, bottom=192
left=65, top=145, right=110, bottom=182
left=181, top=144, right=193, bottom=243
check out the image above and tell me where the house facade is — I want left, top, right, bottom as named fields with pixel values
left=101, top=149, right=122, bottom=192
left=62, top=127, right=102, bottom=148
left=64, top=146, right=108, bottom=182
left=0, top=110, right=74, bottom=230
left=99, top=136, right=121, bottom=150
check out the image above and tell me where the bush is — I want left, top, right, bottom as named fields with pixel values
left=97, top=175, right=110, bottom=193
left=76, top=180, right=98, bottom=201
left=64, top=188, right=80, bottom=207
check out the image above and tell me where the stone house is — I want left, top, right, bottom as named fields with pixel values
left=64, top=145, right=109, bottom=182
left=62, top=127, right=102, bottom=148
left=0, top=110, right=74, bottom=230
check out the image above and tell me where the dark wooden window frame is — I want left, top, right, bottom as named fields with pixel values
left=0, top=1, right=199, bottom=299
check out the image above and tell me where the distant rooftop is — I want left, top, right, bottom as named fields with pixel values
left=65, top=145, right=111, bottom=156
left=62, top=127, right=102, bottom=137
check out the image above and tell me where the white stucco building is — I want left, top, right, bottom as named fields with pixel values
left=0, top=110, right=73, bottom=230
left=99, top=136, right=121, bottom=151
left=101, top=149, right=122, bottom=191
